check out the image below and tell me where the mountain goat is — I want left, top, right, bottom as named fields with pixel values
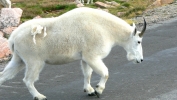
left=0, top=7, right=146, bottom=100
left=0, top=0, right=11, bottom=8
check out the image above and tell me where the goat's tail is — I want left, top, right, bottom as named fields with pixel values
left=8, top=35, right=15, bottom=53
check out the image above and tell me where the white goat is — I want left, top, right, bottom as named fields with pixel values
left=0, top=0, right=11, bottom=8
left=78, top=0, right=93, bottom=4
left=0, top=7, right=146, bottom=100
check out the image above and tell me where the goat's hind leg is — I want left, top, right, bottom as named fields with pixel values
left=0, top=53, right=24, bottom=85
left=81, top=60, right=95, bottom=96
left=23, top=60, right=46, bottom=100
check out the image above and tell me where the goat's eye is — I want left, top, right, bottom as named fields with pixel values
left=138, top=41, right=141, bottom=44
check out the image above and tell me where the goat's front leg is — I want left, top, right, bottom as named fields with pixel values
left=86, top=0, right=90, bottom=4
left=81, top=60, right=95, bottom=96
left=84, top=58, right=109, bottom=98
left=87, top=0, right=93, bottom=4
left=79, top=0, right=84, bottom=4
left=91, top=0, right=93, bottom=4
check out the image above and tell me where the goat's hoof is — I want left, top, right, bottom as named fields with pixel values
left=34, top=97, right=47, bottom=100
left=96, top=85, right=99, bottom=88
left=95, top=90, right=100, bottom=98
left=88, top=92, right=96, bottom=96
left=34, top=97, right=38, bottom=100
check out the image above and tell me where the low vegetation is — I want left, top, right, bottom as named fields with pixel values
left=9, top=0, right=154, bottom=22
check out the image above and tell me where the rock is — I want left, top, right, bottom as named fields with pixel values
left=111, top=1, right=120, bottom=6
left=95, top=1, right=115, bottom=8
left=97, top=8, right=109, bottom=12
left=117, top=12, right=126, bottom=16
left=105, top=1, right=112, bottom=5
left=0, top=8, right=23, bottom=29
left=119, top=0, right=129, bottom=2
left=33, top=15, right=42, bottom=19
left=75, top=0, right=84, bottom=7
left=105, top=1, right=120, bottom=6
left=153, top=0, right=161, bottom=6
left=0, top=31, right=4, bottom=37
left=0, top=37, right=11, bottom=59
left=161, top=0, right=174, bottom=4
left=77, top=3, right=84, bottom=7
left=102, top=9, right=109, bottom=12
left=75, top=0, right=81, bottom=4
left=2, top=27, right=17, bottom=35
left=153, top=0, right=174, bottom=6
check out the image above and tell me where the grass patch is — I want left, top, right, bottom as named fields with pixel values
left=122, top=2, right=130, bottom=8
left=123, top=7, right=145, bottom=18
left=41, top=4, right=76, bottom=17
left=11, top=0, right=76, bottom=22
left=11, top=0, right=153, bottom=22
left=42, top=4, right=76, bottom=11
left=123, top=19, right=134, bottom=24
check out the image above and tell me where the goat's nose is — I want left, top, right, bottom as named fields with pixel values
left=141, top=59, right=143, bottom=62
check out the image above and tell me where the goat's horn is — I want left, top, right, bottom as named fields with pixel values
left=139, top=17, right=146, bottom=37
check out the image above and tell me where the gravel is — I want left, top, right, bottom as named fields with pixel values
left=0, top=61, right=8, bottom=70
left=134, top=1, right=177, bottom=27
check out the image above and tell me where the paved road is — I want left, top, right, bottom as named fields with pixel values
left=0, top=17, right=177, bottom=100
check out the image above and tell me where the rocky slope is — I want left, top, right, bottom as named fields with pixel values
left=135, top=0, right=177, bottom=27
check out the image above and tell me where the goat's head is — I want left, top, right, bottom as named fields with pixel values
left=124, top=18, right=146, bottom=63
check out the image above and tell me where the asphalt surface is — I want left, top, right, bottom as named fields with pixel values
left=0, top=17, right=177, bottom=100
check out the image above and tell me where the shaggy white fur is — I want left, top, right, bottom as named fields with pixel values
left=0, top=7, right=146, bottom=100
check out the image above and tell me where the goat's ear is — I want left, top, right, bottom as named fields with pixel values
left=131, top=23, right=137, bottom=36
